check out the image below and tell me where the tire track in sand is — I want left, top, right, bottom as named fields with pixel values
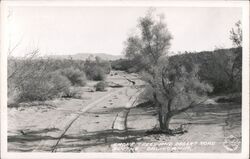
left=33, top=86, right=128, bottom=152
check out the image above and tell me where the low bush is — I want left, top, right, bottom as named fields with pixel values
left=47, top=72, right=72, bottom=97
left=84, top=57, right=111, bottom=81
left=7, top=55, right=112, bottom=105
left=62, top=87, right=83, bottom=99
left=17, top=71, right=71, bottom=102
left=85, top=66, right=106, bottom=81
left=111, top=59, right=135, bottom=72
left=94, top=81, right=107, bottom=91
left=59, top=67, right=87, bottom=86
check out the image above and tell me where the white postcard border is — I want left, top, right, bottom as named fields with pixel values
left=1, top=1, right=249, bottom=159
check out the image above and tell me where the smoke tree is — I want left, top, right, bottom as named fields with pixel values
left=230, top=20, right=242, bottom=91
left=230, top=20, right=242, bottom=47
left=124, top=10, right=212, bottom=133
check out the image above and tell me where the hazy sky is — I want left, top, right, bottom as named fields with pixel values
left=8, top=6, right=242, bottom=56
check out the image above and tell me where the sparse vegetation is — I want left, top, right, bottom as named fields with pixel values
left=94, top=81, right=107, bottom=91
left=169, top=47, right=242, bottom=94
left=85, top=65, right=106, bottom=81
left=84, top=57, right=111, bottom=81
left=59, top=67, right=87, bottom=86
left=7, top=52, right=112, bottom=105
left=111, top=59, right=134, bottom=72
left=62, top=87, right=83, bottom=99
left=113, top=44, right=242, bottom=95
left=16, top=71, right=71, bottom=102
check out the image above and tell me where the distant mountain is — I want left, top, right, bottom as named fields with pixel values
left=47, top=53, right=123, bottom=61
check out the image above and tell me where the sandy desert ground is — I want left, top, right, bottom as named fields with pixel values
left=8, top=71, right=241, bottom=153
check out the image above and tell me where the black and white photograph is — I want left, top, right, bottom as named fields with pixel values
left=0, top=1, right=249, bottom=159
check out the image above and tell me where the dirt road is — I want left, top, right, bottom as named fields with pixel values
left=8, top=71, right=143, bottom=152
left=8, top=71, right=241, bottom=153
left=52, top=74, right=143, bottom=152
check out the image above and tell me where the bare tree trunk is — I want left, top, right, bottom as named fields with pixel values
left=158, top=105, right=172, bottom=133
left=153, top=93, right=173, bottom=134
left=158, top=107, right=164, bottom=129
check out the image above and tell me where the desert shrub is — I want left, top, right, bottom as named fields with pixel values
left=43, top=58, right=85, bottom=72
left=84, top=57, right=111, bottom=81
left=111, top=59, right=134, bottom=72
left=46, top=72, right=72, bottom=97
left=121, top=46, right=241, bottom=94
left=85, top=65, right=106, bottom=81
left=168, top=47, right=242, bottom=94
left=92, top=66, right=106, bottom=81
left=94, top=81, right=107, bottom=91
left=8, top=56, right=88, bottom=105
left=17, top=71, right=71, bottom=102
left=95, top=57, right=112, bottom=74
left=62, top=87, right=83, bottom=99
left=7, top=88, right=21, bottom=107
left=59, top=67, right=87, bottom=86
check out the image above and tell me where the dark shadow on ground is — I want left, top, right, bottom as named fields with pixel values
left=191, top=103, right=241, bottom=112
left=87, top=107, right=125, bottom=114
left=8, top=128, right=60, bottom=143
left=56, top=129, right=149, bottom=150
left=8, top=101, right=241, bottom=152
left=8, top=128, right=61, bottom=152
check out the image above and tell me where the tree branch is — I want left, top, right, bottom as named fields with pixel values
left=171, top=98, right=207, bottom=115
